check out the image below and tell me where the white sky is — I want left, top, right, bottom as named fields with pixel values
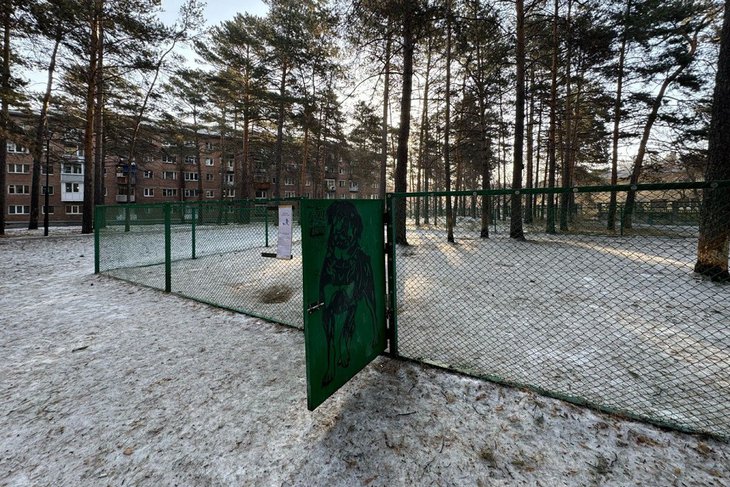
left=160, top=0, right=269, bottom=27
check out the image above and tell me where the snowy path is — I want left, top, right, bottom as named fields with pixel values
left=1, top=230, right=728, bottom=486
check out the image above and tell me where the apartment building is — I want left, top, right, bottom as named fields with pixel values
left=4, top=119, right=380, bottom=226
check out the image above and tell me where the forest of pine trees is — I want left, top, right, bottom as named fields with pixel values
left=0, top=0, right=728, bottom=274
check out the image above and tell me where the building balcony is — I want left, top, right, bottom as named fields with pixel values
left=60, top=173, right=84, bottom=184
left=349, top=184, right=359, bottom=192
left=61, top=192, right=84, bottom=202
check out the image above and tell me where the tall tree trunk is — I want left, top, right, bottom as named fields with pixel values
left=510, top=0, right=526, bottom=240
left=300, top=68, right=315, bottom=199
left=395, top=6, right=414, bottom=245
left=622, top=33, right=700, bottom=230
left=416, top=39, right=432, bottom=227
left=607, top=0, right=631, bottom=231
left=444, top=1, right=454, bottom=243
left=94, top=13, right=104, bottom=207
left=0, top=0, right=9, bottom=235
left=546, top=0, right=558, bottom=234
left=695, top=0, right=730, bottom=282
left=534, top=96, right=543, bottom=221
left=30, top=33, right=61, bottom=230
left=82, top=3, right=101, bottom=234
left=381, top=25, right=391, bottom=200
left=524, top=66, right=535, bottom=225
left=274, top=63, right=287, bottom=200
left=559, top=0, right=573, bottom=231
left=241, top=112, right=250, bottom=199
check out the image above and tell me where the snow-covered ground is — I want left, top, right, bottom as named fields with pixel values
left=2, top=228, right=729, bottom=486
left=395, top=223, right=730, bottom=439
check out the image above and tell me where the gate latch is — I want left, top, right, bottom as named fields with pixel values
left=307, top=301, right=324, bottom=314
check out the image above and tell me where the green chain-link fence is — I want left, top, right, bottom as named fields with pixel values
left=95, top=198, right=303, bottom=328
left=94, top=183, right=729, bottom=439
left=387, top=181, right=730, bottom=439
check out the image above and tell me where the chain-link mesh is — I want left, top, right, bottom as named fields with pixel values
left=96, top=199, right=303, bottom=328
left=389, top=182, right=729, bottom=439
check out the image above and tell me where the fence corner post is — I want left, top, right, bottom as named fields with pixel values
left=386, top=193, right=398, bottom=357
left=164, top=203, right=172, bottom=292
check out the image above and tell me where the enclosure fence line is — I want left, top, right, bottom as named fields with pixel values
left=95, top=197, right=304, bottom=328
left=386, top=180, right=730, bottom=440
left=95, top=182, right=730, bottom=439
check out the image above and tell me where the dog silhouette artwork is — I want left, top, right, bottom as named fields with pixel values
left=319, top=201, right=378, bottom=387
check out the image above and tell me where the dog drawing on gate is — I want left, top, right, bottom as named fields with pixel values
left=319, top=201, right=378, bottom=387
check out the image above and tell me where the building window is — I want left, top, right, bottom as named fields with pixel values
left=205, top=190, right=215, bottom=198
left=226, top=159, right=234, bottom=170
left=205, top=157, right=214, bottom=166
left=284, top=177, right=294, bottom=186
left=371, top=181, right=379, bottom=189
left=41, top=165, right=54, bottom=175
left=65, top=182, right=80, bottom=193
left=7, top=142, right=29, bottom=153
left=205, top=142, right=215, bottom=151
left=8, top=164, right=30, bottom=173
left=284, top=191, right=296, bottom=198
left=8, top=205, right=30, bottom=214
left=143, top=188, right=154, bottom=197
left=305, top=179, right=311, bottom=186
left=8, top=185, right=30, bottom=194
left=223, top=189, right=235, bottom=198
left=42, top=206, right=55, bottom=214
left=339, top=167, right=345, bottom=175
left=185, top=155, right=196, bottom=164
left=162, top=188, right=178, bottom=197
left=184, top=140, right=195, bottom=147
left=184, top=172, right=199, bottom=181
left=42, top=186, right=54, bottom=195
left=62, top=164, right=83, bottom=174
left=143, top=170, right=153, bottom=179
left=65, top=205, right=81, bottom=215
left=162, top=154, right=175, bottom=164
left=205, top=173, right=214, bottom=181
left=184, top=189, right=200, bottom=197
left=255, top=190, right=267, bottom=199
left=338, top=180, right=346, bottom=188
left=225, top=174, right=234, bottom=184
left=162, top=171, right=177, bottom=180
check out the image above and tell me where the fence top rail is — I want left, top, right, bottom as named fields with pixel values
left=387, top=180, right=730, bottom=199
left=95, top=196, right=304, bottom=212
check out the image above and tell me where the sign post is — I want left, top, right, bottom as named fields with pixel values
left=277, top=205, right=293, bottom=259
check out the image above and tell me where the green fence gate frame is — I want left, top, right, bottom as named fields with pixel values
left=301, top=199, right=388, bottom=410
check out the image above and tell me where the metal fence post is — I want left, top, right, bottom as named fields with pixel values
left=94, top=205, right=101, bottom=274
left=265, top=206, right=269, bottom=248
left=620, top=206, right=624, bottom=237
left=191, top=207, right=197, bottom=260
left=386, top=194, right=398, bottom=356
left=164, top=202, right=172, bottom=292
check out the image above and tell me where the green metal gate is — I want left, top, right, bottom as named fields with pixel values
left=301, top=200, right=388, bottom=410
